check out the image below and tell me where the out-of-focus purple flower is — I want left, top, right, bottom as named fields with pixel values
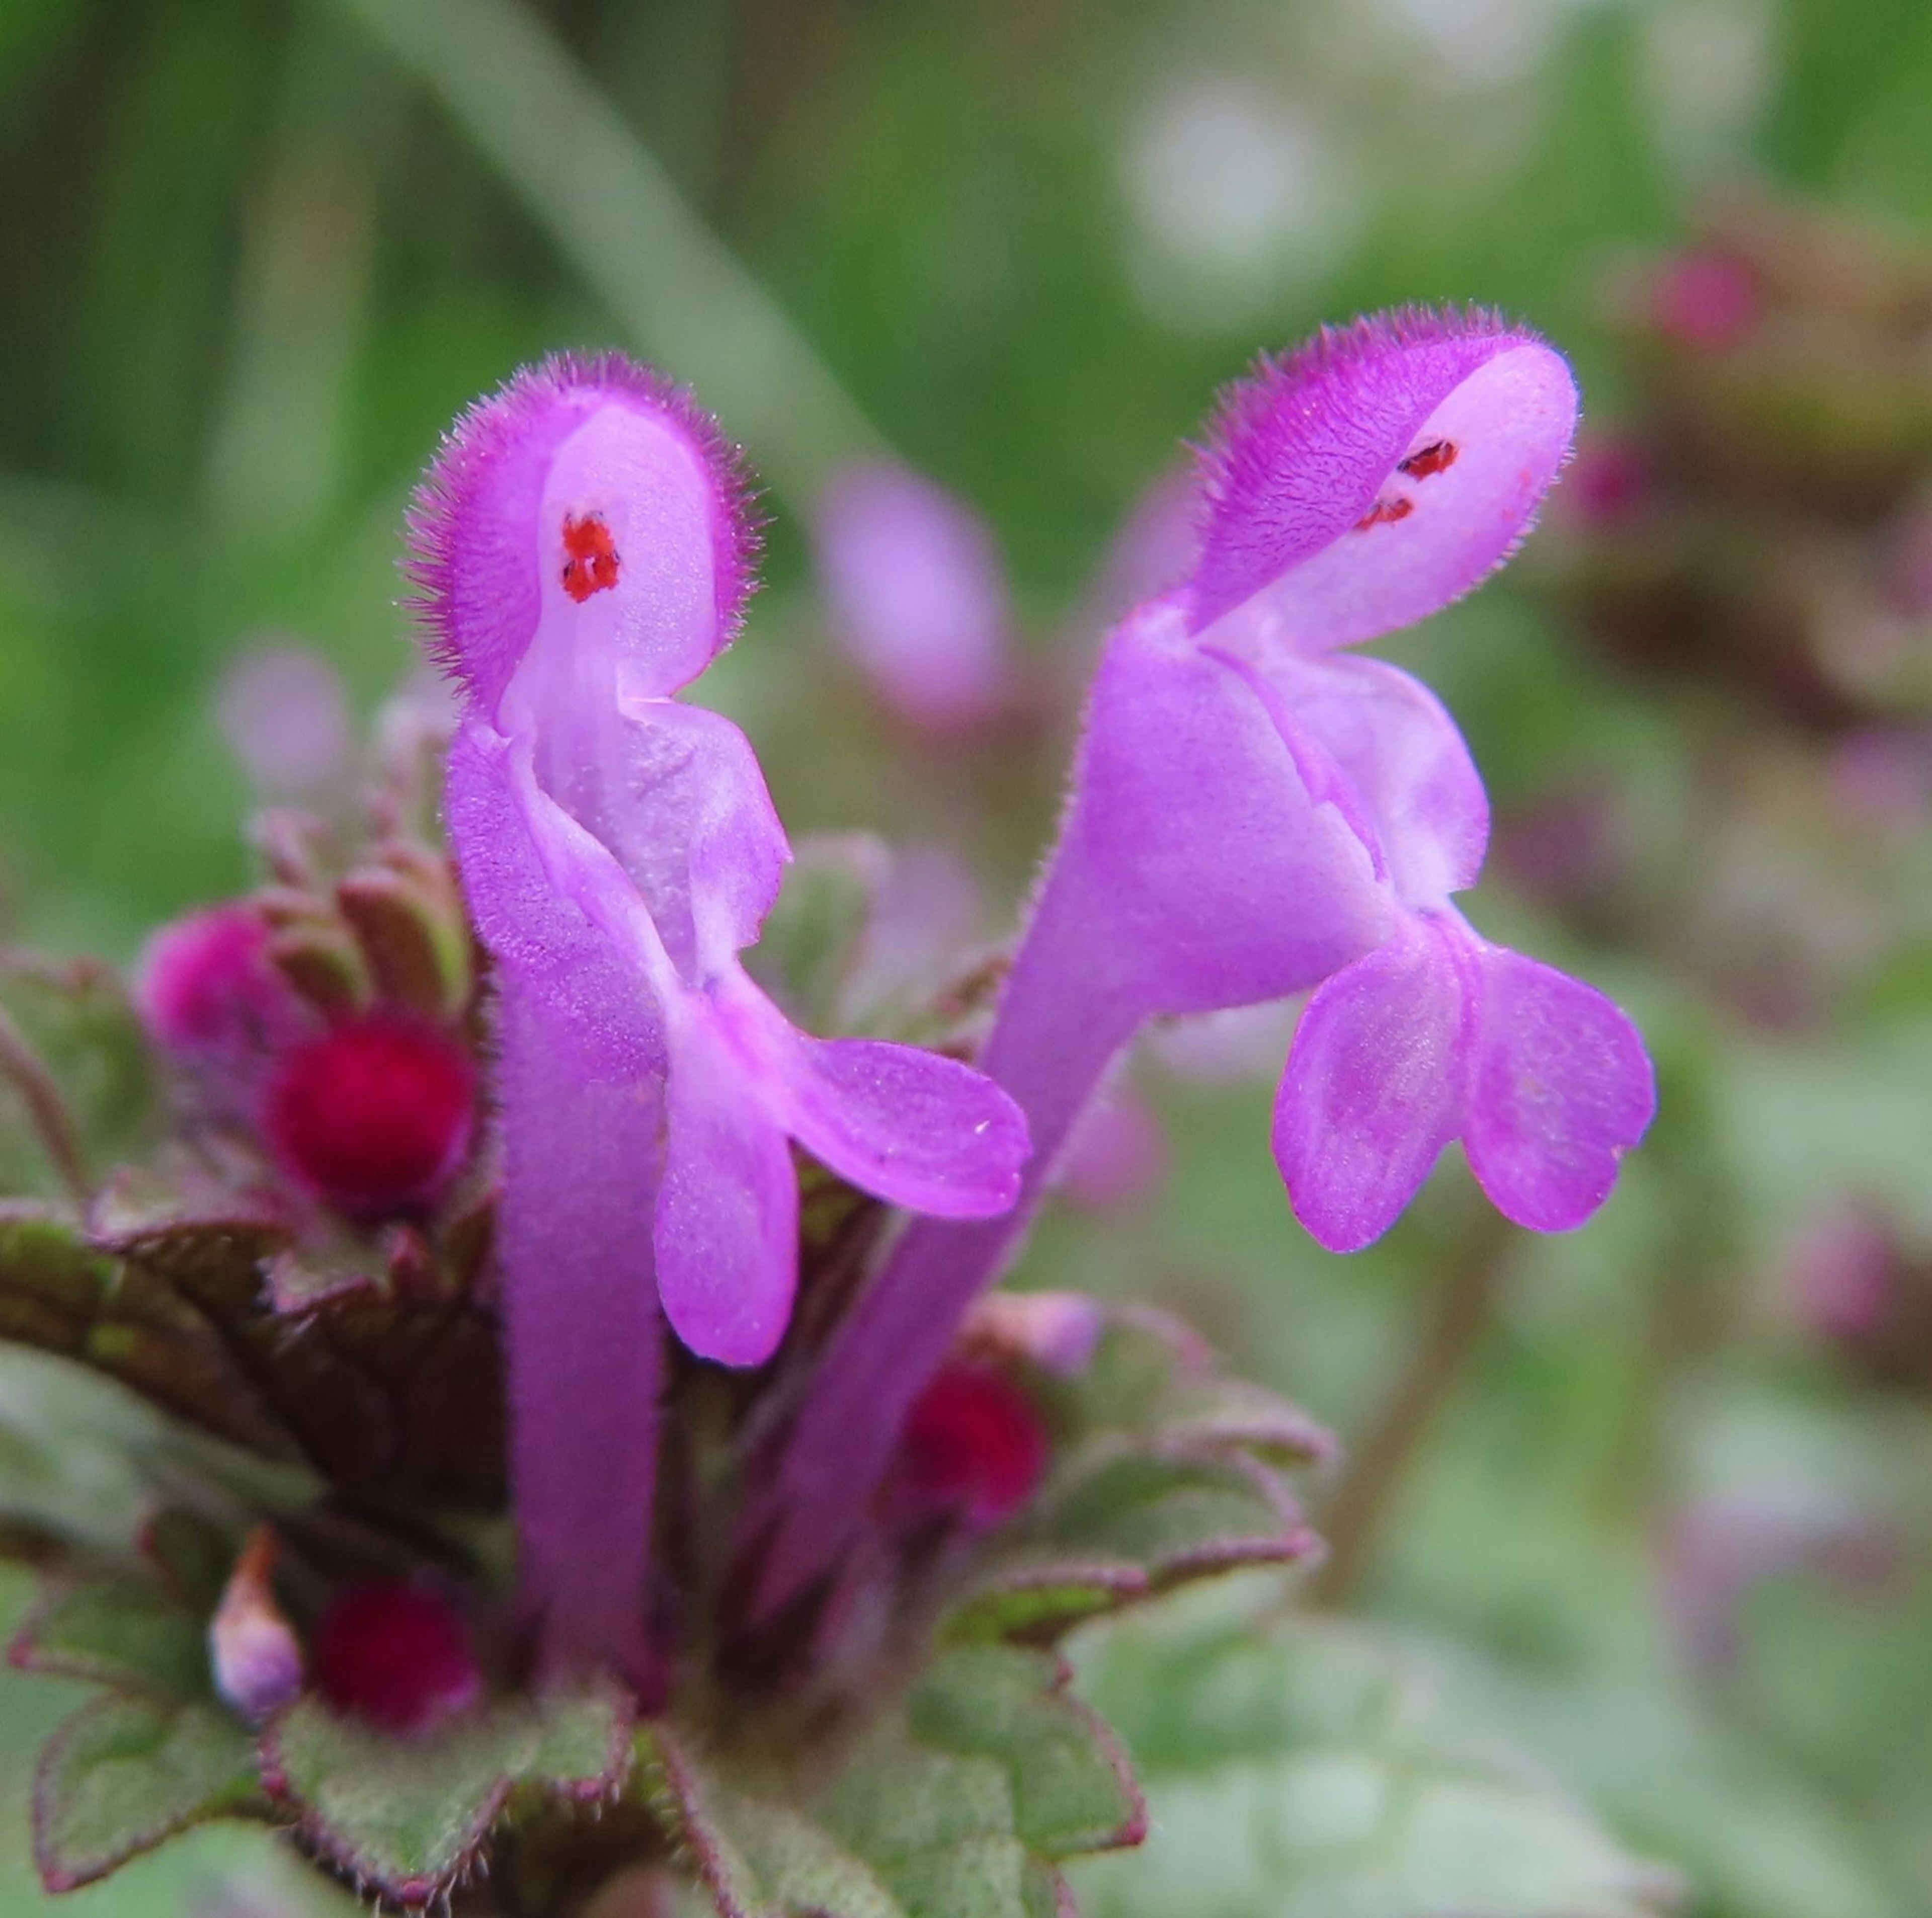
left=1559, top=433, right=1653, bottom=528
left=1055, top=1075, right=1168, bottom=1212
left=757, top=306, right=1652, bottom=1611
left=1826, top=729, right=1932, bottom=837
left=1649, top=250, right=1761, bottom=350
left=215, top=644, right=353, bottom=801
left=1662, top=1496, right=1903, bottom=1672
left=814, top=464, right=1016, bottom=732
left=1788, top=1208, right=1895, bottom=1346
left=410, top=355, right=1028, bottom=1669
left=1084, top=466, right=1202, bottom=628
left=134, top=905, right=313, bottom=1124
left=1146, top=1001, right=1301, bottom=1083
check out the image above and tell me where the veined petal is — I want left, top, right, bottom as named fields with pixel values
left=594, top=699, right=790, bottom=983
left=407, top=353, right=758, bottom=718
left=717, top=970, right=1028, bottom=1219
left=1063, top=600, right=1389, bottom=1016
left=1274, top=915, right=1476, bottom=1253
left=444, top=719, right=666, bottom=1079
left=1257, top=653, right=1489, bottom=908
left=1189, top=307, right=1576, bottom=648
left=655, top=997, right=799, bottom=1369
left=1464, top=944, right=1655, bottom=1232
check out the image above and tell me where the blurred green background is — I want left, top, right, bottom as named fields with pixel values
left=5, top=0, right=1932, bottom=1911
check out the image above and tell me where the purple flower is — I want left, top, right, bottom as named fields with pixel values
left=756, top=306, right=1652, bottom=1611
left=814, top=464, right=1016, bottom=732
left=409, top=354, right=1029, bottom=1669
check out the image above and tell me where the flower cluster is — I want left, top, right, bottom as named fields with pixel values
left=0, top=310, right=1655, bottom=1916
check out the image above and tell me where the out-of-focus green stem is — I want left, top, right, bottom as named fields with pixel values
left=328, top=0, right=883, bottom=508
left=1306, top=1209, right=1517, bottom=1610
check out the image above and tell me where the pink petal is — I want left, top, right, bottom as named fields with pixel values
left=717, top=972, right=1028, bottom=1219
left=1062, top=600, right=1389, bottom=1015
left=1260, top=653, right=1489, bottom=906
left=1274, top=916, right=1476, bottom=1253
left=565, top=700, right=790, bottom=983
left=444, top=720, right=666, bottom=1079
left=1463, top=945, right=1654, bottom=1232
left=1189, top=308, right=1576, bottom=648
left=654, top=999, right=799, bottom=1369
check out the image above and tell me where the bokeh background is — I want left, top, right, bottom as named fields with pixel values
left=5, top=0, right=1932, bottom=1910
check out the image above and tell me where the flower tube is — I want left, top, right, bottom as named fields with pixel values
left=757, top=308, right=1651, bottom=1613
left=410, top=355, right=1028, bottom=1671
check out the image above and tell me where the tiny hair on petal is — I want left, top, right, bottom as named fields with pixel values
left=403, top=350, right=763, bottom=704
left=1186, top=303, right=1570, bottom=635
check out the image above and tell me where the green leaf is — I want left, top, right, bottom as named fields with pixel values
left=7, top=1574, right=207, bottom=1700
left=0, top=1204, right=111, bottom=1353
left=648, top=1646, right=1143, bottom=1918
left=907, top=1647, right=1144, bottom=1860
left=942, top=1564, right=1151, bottom=1648
left=265, top=1678, right=632, bottom=1905
left=39, top=1167, right=509, bottom=1505
left=1069, top=1597, right=1683, bottom=1918
left=940, top=1308, right=1329, bottom=1648
left=1016, top=1447, right=1314, bottom=1587
left=33, top=1694, right=260, bottom=1892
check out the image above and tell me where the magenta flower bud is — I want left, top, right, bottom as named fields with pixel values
left=311, top=1580, right=482, bottom=1737
left=814, top=464, right=1015, bottom=732
left=757, top=306, right=1652, bottom=1612
left=410, top=355, right=1029, bottom=1671
left=265, top=1013, right=476, bottom=1223
left=135, top=905, right=301, bottom=1063
left=891, top=1361, right=1050, bottom=1529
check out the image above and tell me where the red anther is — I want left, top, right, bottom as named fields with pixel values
left=561, top=511, right=622, bottom=602
left=897, top=1361, right=1050, bottom=1528
left=1398, top=439, right=1458, bottom=480
left=1354, top=496, right=1415, bottom=532
left=266, top=1014, right=475, bottom=1222
left=311, top=1581, right=482, bottom=1736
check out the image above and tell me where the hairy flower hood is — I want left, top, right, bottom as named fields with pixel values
left=409, top=353, right=1029, bottom=1669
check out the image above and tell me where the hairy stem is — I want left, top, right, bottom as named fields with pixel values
left=748, top=851, right=1140, bottom=1616
left=1306, top=1209, right=1515, bottom=1610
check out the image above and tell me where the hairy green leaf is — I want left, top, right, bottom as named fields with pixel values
left=650, top=1645, right=1143, bottom=1918
left=33, top=1694, right=259, bottom=1892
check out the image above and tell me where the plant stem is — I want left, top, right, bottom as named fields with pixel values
left=1306, top=1208, right=1515, bottom=1610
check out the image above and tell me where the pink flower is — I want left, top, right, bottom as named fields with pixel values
left=814, top=464, right=1016, bottom=732
left=758, top=306, right=1652, bottom=1613
left=410, top=354, right=1029, bottom=1670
